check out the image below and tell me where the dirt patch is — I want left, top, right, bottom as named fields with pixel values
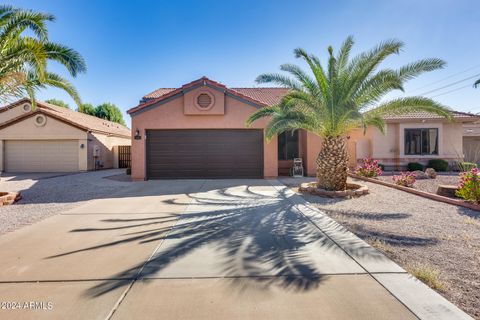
left=283, top=177, right=480, bottom=319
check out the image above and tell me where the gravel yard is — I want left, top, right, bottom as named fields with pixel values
left=281, top=177, right=480, bottom=319
left=377, top=173, right=460, bottom=195
left=0, top=169, right=131, bottom=235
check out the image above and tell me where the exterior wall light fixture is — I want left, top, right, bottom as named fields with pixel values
left=134, top=129, right=142, bottom=140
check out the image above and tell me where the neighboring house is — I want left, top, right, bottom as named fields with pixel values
left=462, top=120, right=480, bottom=163
left=0, top=98, right=131, bottom=172
left=128, top=77, right=478, bottom=180
left=350, top=111, right=478, bottom=170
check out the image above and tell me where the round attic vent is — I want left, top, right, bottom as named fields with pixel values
left=34, top=114, right=46, bottom=127
left=22, top=103, right=31, bottom=112
left=196, top=93, right=213, bottom=109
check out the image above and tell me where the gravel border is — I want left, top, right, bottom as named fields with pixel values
left=0, top=170, right=131, bottom=235
left=281, top=176, right=480, bottom=319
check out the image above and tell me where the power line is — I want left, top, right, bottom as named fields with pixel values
left=418, top=73, right=480, bottom=96
left=408, top=64, right=480, bottom=93
left=428, top=84, right=472, bottom=98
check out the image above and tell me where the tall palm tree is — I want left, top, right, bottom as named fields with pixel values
left=246, top=36, right=452, bottom=191
left=0, top=5, right=86, bottom=106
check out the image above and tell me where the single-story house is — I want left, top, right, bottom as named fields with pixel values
left=462, top=120, right=480, bottom=163
left=350, top=111, right=478, bottom=170
left=0, top=98, right=131, bottom=172
left=128, top=77, right=478, bottom=180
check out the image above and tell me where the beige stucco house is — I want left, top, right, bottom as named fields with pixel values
left=127, top=77, right=478, bottom=180
left=0, top=98, right=131, bottom=172
left=462, top=120, right=480, bottom=163
left=350, top=111, right=478, bottom=170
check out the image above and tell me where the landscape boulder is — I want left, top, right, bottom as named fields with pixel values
left=413, top=170, right=429, bottom=179
left=425, top=168, right=437, bottom=179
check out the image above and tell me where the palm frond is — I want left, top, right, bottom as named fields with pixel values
left=247, top=36, right=451, bottom=141
left=245, top=106, right=279, bottom=127
left=255, top=73, right=302, bottom=90
left=368, top=96, right=453, bottom=121
left=42, top=42, right=87, bottom=76
left=397, top=58, right=445, bottom=82
left=0, top=5, right=85, bottom=105
left=336, top=35, right=354, bottom=73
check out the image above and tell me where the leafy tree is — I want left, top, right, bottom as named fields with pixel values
left=45, top=98, right=69, bottom=108
left=94, top=103, right=125, bottom=125
left=78, top=102, right=95, bottom=115
left=247, top=36, right=452, bottom=191
left=0, top=5, right=86, bottom=106
left=475, top=79, right=480, bottom=88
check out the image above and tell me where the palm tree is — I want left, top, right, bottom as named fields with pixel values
left=246, top=36, right=452, bottom=191
left=0, top=5, right=86, bottom=106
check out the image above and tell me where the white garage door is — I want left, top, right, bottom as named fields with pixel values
left=5, top=140, right=79, bottom=172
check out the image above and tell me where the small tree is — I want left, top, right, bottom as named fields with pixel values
left=45, top=98, right=70, bottom=108
left=94, top=103, right=125, bottom=125
left=78, top=103, right=96, bottom=116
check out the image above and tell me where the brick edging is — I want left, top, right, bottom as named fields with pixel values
left=349, top=173, right=480, bottom=212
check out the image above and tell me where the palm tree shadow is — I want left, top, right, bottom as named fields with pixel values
left=45, top=184, right=382, bottom=298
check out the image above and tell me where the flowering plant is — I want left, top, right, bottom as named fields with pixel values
left=456, top=167, right=480, bottom=203
left=392, top=172, right=416, bottom=187
left=354, top=158, right=383, bottom=178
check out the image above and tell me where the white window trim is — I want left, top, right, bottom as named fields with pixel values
left=399, top=123, right=443, bottom=158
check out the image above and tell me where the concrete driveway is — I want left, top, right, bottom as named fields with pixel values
left=0, top=179, right=471, bottom=320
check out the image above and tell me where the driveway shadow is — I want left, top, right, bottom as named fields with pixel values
left=40, top=183, right=381, bottom=298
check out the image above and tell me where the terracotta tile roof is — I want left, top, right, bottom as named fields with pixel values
left=141, top=84, right=288, bottom=107
left=131, top=77, right=290, bottom=114
left=230, top=88, right=289, bottom=106
left=132, top=77, right=478, bottom=123
left=0, top=98, right=131, bottom=137
left=142, top=88, right=176, bottom=100
left=383, top=110, right=478, bottom=121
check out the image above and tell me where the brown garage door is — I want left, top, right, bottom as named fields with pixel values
left=146, top=129, right=263, bottom=179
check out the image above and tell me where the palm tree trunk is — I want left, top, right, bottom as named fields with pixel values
left=316, top=136, right=349, bottom=191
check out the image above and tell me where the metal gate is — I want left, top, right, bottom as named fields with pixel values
left=118, top=145, right=131, bottom=168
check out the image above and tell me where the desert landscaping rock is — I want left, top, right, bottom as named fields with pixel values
left=282, top=176, right=480, bottom=319
left=0, top=170, right=131, bottom=235
left=436, top=184, right=459, bottom=198
left=412, top=170, right=429, bottom=179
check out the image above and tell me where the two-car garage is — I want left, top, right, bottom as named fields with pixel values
left=128, top=77, right=287, bottom=180
left=146, top=129, right=263, bottom=179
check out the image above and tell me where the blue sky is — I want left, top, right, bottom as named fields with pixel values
left=6, top=0, right=480, bottom=126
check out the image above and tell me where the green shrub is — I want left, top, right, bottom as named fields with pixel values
left=407, top=162, right=423, bottom=171
left=456, top=168, right=480, bottom=203
left=458, top=162, right=477, bottom=172
left=378, top=163, right=385, bottom=171
left=427, top=159, right=449, bottom=172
